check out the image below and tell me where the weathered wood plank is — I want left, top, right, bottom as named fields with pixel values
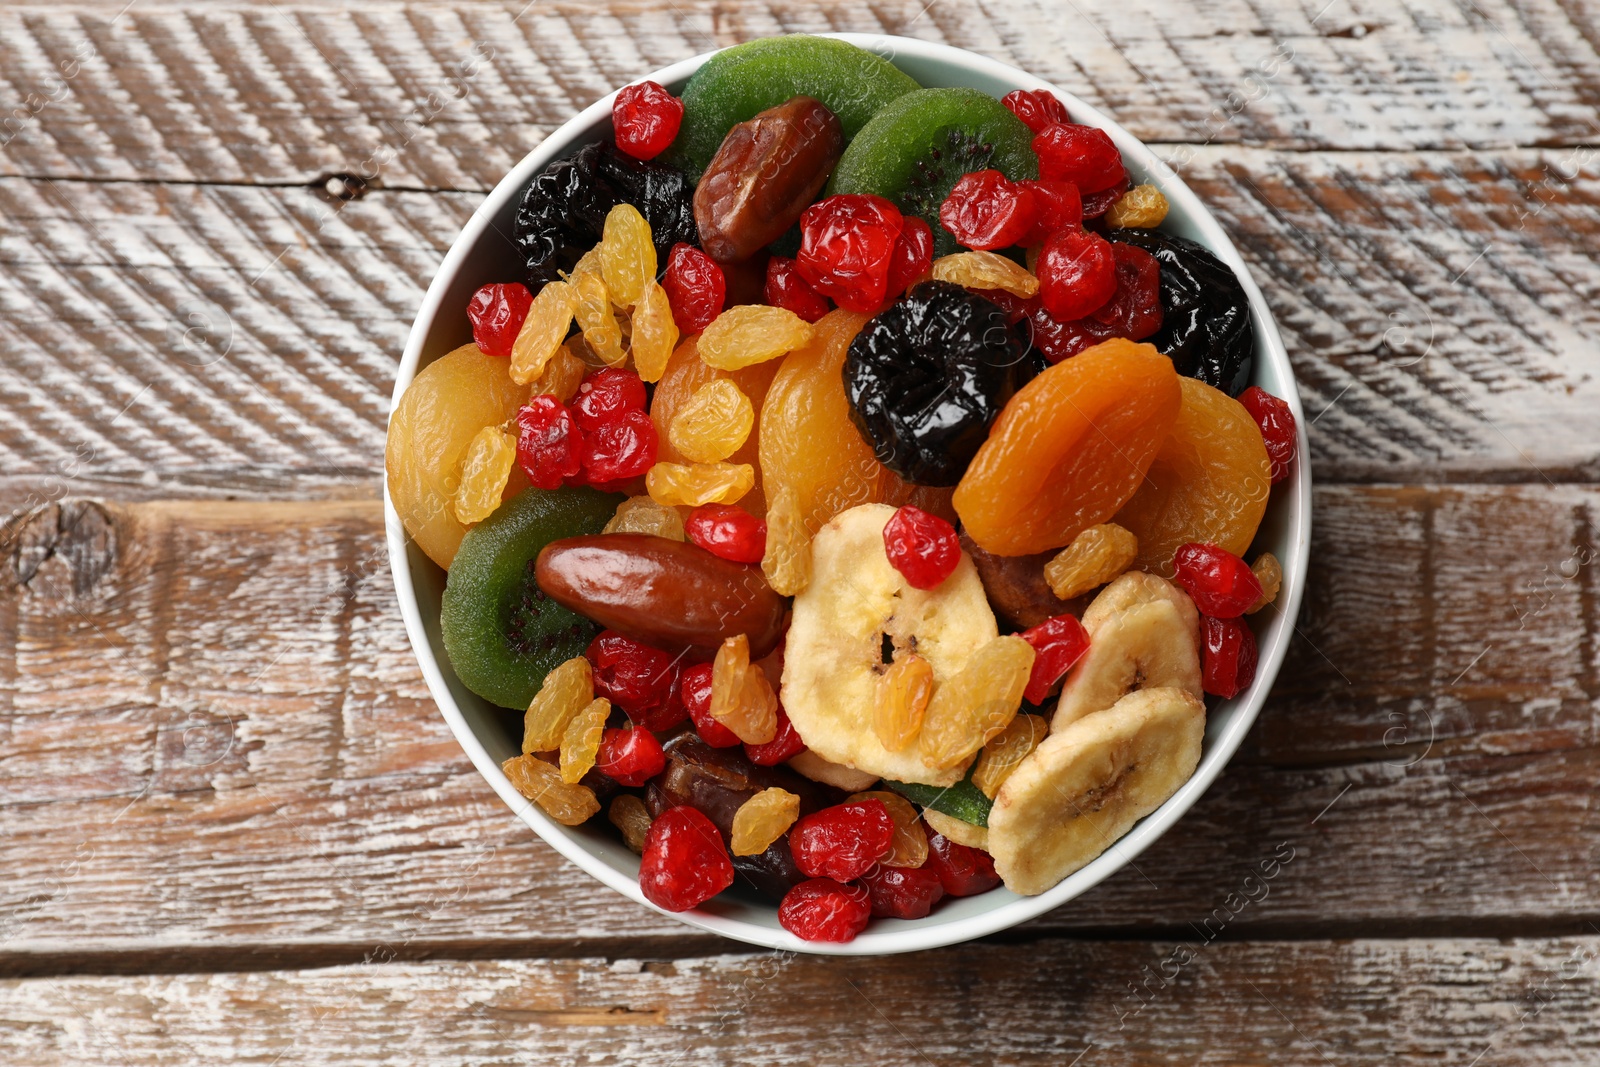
left=0, top=487, right=1595, bottom=962
left=3, top=939, right=1599, bottom=1065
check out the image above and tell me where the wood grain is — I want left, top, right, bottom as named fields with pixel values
left=1, top=487, right=1594, bottom=968
left=3, top=938, right=1599, bottom=1065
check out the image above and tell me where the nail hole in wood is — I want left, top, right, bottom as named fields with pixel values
left=315, top=173, right=369, bottom=202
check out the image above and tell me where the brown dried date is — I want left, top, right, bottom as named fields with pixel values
left=959, top=530, right=1087, bottom=630
left=694, top=96, right=845, bottom=264
left=536, top=533, right=787, bottom=657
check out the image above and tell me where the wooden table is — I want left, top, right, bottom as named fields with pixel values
left=2, top=0, right=1598, bottom=1061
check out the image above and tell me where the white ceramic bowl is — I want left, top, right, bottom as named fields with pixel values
left=387, top=33, right=1311, bottom=955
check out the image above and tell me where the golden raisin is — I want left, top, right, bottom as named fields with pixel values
left=698, top=304, right=816, bottom=370
left=599, top=203, right=656, bottom=308
left=510, top=280, right=575, bottom=385
left=567, top=244, right=602, bottom=280
left=559, top=697, right=610, bottom=784
left=1248, top=552, right=1283, bottom=614
left=730, top=787, right=801, bottom=856
left=874, top=652, right=933, bottom=752
left=760, top=484, right=812, bottom=596
left=532, top=342, right=588, bottom=402
left=608, top=794, right=653, bottom=854
left=522, top=657, right=594, bottom=753
left=604, top=496, right=686, bottom=540
left=646, top=461, right=755, bottom=507
left=849, top=790, right=928, bottom=868
left=1044, top=523, right=1140, bottom=600
left=972, top=713, right=1049, bottom=798
left=711, top=633, right=778, bottom=744
left=931, top=251, right=1039, bottom=298
left=501, top=754, right=600, bottom=826
left=571, top=269, right=627, bottom=367
left=669, top=379, right=755, bottom=463
left=921, top=635, right=1035, bottom=769
left=631, top=277, right=679, bottom=383
left=1105, top=184, right=1170, bottom=229
left=452, top=426, right=517, bottom=525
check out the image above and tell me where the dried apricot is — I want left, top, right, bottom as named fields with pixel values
left=651, top=335, right=781, bottom=516
left=731, top=787, right=801, bottom=855
left=760, top=484, right=812, bottom=596
left=599, top=203, right=656, bottom=307
left=452, top=426, right=517, bottom=525
left=874, top=652, right=933, bottom=752
left=609, top=793, right=653, bottom=853
left=630, top=277, right=679, bottom=382
left=510, top=280, right=575, bottom=385
left=931, top=251, right=1039, bottom=298
left=560, top=697, right=611, bottom=783
left=603, top=495, right=686, bottom=540
left=501, top=754, right=600, bottom=826
left=953, top=338, right=1181, bottom=556
left=972, top=712, right=1048, bottom=798
left=1043, top=523, right=1139, bottom=600
left=711, top=633, right=779, bottom=744
left=1247, top=552, right=1282, bottom=614
left=699, top=304, right=816, bottom=370
left=920, top=635, right=1035, bottom=769
left=848, top=790, right=928, bottom=868
left=669, top=379, right=754, bottom=463
left=646, top=461, right=755, bottom=507
left=1114, top=376, right=1271, bottom=577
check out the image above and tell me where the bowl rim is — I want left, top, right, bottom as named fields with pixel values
left=386, top=31, right=1312, bottom=955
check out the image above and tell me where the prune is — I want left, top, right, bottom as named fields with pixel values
left=512, top=141, right=698, bottom=287
left=843, top=280, right=1026, bottom=486
left=1114, top=230, right=1255, bottom=396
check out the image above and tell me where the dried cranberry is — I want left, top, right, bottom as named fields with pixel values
left=639, top=805, right=734, bottom=911
left=1238, top=386, right=1298, bottom=484
left=1026, top=241, right=1163, bottom=363
left=885, top=216, right=934, bottom=300
left=796, top=193, right=905, bottom=314
left=571, top=367, right=647, bottom=432
left=596, top=725, right=668, bottom=787
left=586, top=630, right=686, bottom=730
left=663, top=243, right=726, bottom=334
left=1018, top=180, right=1082, bottom=246
left=862, top=863, right=945, bottom=919
left=764, top=255, right=831, bottom=322
left=1172, top=543, right=1262, bottom=619
left=681, top=662, right=740, bottom=747
left=467, top=283, right=533, bottom=357
left=925, top=831, right=1001, bottom=896
left=1201, top=614, right=1258, bottom=699
left=1081, top=176, right=1132, bottom=220
left=612, top=80, right=683, bottom=161
left=938, top=170, right=1038, bottom=251
left=514, top=396, right=583, bottom=489
left=1002, top=89, right=1071, bottom=133
left=1032, top=124, right=1126, bottom=194
left=1019, top=613, right=1090, bottom=705
left=1037, top=229, right=1117, bottom=322
left=882, top=505, right=962, bottom=590
left=790, top=799, right=895, bottom=882
left=580, top=409, right=658, bottom=484
left=745, top=706, right=805, bottom=766
left=778, top=878, right=871, bottom=942
left=684, top=503, right=767, bottom=564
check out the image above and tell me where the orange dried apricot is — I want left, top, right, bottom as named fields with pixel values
left=953, top=338, right=1181, bottom=556
left=1114, top=376, right=1271, bottom=577
left=651, top=335, right=780, bottom=516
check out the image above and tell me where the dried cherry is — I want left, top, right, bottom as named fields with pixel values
left=1201, top=614, right=1258, bottom=698
left=613, top=80, right=684, bottom=161
left=467, top=283, right=533, bottom=357
left=765, top=255, right=831, bottom=322
left=882, top=505, right=961, bottom=589
left=885, top=216, right=934, bottom=300
left=745, top=706, right=806, bottom=766
left=1027, top=240, right=1163, bottom=363
left=790, top=799, right=895, bottom=881
left=862, top=863, right=945, bottom=919
left=1238, top=386, right=1298, bottom=483
left=779, top=878, right=872, bottom=942
left=1172, top=543, right=1261, bottom=619
left=796, top=193, right=905, bottom=313
left=514, top=396, right=583, bottom=489
left=685, top=503, right=767, bottom=564
left=1032, top=123, right=1126, bottom=193
left=663, top=243, right=726, bottom=333
left=585, top=630, right=686, bottom=731
left=639, top=805, right=735, bottom=911
left=596, top=725, right=667, bottom=787
left=681, top=661, right=741, bottom=747
left=1001, top=89, right=1070, bottom=133
left=1019, top=613, right=1090, bottom=705
left=938, top=170, right=1038, bottom=251
left=925, top=830, right=1001, bottom=896
left=1036, top=228, right=1117, bottom=321
left=1019, top=179, right=1082, bottom=246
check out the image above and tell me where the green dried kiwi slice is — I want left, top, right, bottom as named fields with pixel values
left=828, top=87, right=1039, bottom=257
left=441, top=485, right=622, bottom=710
left=884, top=768, right=994, bottom=827
left=668, top=34, right=921, bottom=179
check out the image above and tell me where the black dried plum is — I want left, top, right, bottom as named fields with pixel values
left=512, top=141, right=699, bottom=287
left=842, top=280, right=1027, bottom=486
left=1115, top=230, right=1255, bottom=396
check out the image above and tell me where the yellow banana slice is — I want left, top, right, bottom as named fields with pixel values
left=922, top=807, right=990, bottom=852
left=1053, top=571, right=1201, bottom=729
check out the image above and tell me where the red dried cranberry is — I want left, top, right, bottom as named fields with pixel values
left=580, top=409, right=658, bottom=484
left=586, top=630, right=686, bottom=731
left=744, top=706, right=805, bottom=766
left=790, top=799, right=895, bottom=882
left=1238, top=386, right=1298, bottom=484
left=1036, top=228, right=1117, bottom=321
left=1201, top=614, right=1258, bottom=699
left=1081, top=176, right=1132, bottom=220
left=1026, top=241, right=1163, bottom=362
left=1018, top=179, right=1083, bottom=246
left=796, top=193, right=905, bottom=314
left=467, top=283, right=533, bottom=357
left=938, top=170, right=1038, bottom=251
left=639, top=805, right=734, bottom=911
left=680, top=661, right=740, bottom=747
left=663, top=243, right=726, bottom=334
left=514, top=396, right=583, bottom=489
left=885, top=216, right=934, bottom=300
left=925, top=831, right=1001, bottom=896
left=571, top=367, right=647, bottom=432
left=1172, top=543, right=1262, bottom=619
left=612, top=80, right=683, bottom=161
left=596, top=725, right=668, bottom=787
left=1002, top=89, right=1071, bottom=133
left=764, top=255, right=831, bottom=322
left=861, top=863, right=945, bottom=919
left=1032, top=123, right=1126, bottom=193
left=684, top=503, right=767, bottom=564
left=1019, top=613, right=1090, bottom=705
left=778, top=878, right=872, bottom=942
left=882, top=505, right=961, bottom=590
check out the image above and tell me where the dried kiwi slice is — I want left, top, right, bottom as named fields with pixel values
left=669, top=34, right=921, bottom=179
left=441, top=486, right=622, bottom=709
left=883, top=770, right=993, bottom=827
left=828, top=87, right=1038, bottom=257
